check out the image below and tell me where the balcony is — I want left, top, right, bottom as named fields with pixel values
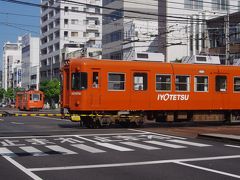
left=86, top=24, right=99, bottom=31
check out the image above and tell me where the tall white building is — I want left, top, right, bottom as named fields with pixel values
left=40, top=0, right=102, bottom=81
left=123, top=20, right=159, bottom=60
left=2, top=38, right=22, bottom=90
left=102, top=0, right=158, bottom=60
left=158, top=0, right=239, bottom=61
left=21, top=34, right=40, bottom=90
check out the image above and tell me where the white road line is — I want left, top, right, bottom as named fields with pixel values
left=36, top=116, right=69, bottom=122
left=225, top=144, right=240, bottom=148
left=96, top=142, right=134, bottom=152
left=46, top=145, right=77, bottom=155
left=76, top=136, right=99, bottom=143
left=11, top=122, right=24, bottom=125
left=3, top=156, right=42, bottom=180
left=167, top=139, right=211, bottom=147
left=145, top=141, right=186, bottom=148
left=175, top=161, right=240, bottom=179
left=0, top=147, right=16, bottom=157
left=0, top=132, right=147, bottom=139
left=121, top=142, right=160, bottom=150
left=20, top=146, right=48, bottom=156
left=71, top=144, right=105, bottom=153
left=128, top=129, right=186, bottom=139
left=29, top=155, right=240, bottom=172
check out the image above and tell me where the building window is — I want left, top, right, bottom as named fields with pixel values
left=212, top=0, right=229, bottom=11
left=64, top=19, right=69, bottom=25
left=175, top=75, right=190, bottom=91
left=64, top=6, right=69, bottom=12
left=64, top=31, right=68, bottom=37
left=72, top=7, right=79, bottom=12
left=234, top=77, right=240, bottom=92
left=133, top=73, right=147, bottom=91
left=108, top=73, right=125, bottom=90
left=71, top=32, right=78, bottom=37
left=194, top=76, right=208, bottom=92
left=236, top=23, right=240, bottom=39
left=216, top=75, right=227, bottom=92
left=156, top=75, right=171, bottom=91
left=71, top=19, right=79, bottom=25
left=184, top=0, right=203, bottom=9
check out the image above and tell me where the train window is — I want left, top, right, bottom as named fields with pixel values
left=194, top=76, right=208, bottom=92
left=175, top=75, right=190, bottom=92
left=72, top=72, right=88, bottom=90
left=156, top=74, right=171, bottom=91
left=92, top=72, right=99, bottom=88
left=32, top=94, right=40, bottom=101
left=215, top=76, right=227, bottom=92
left=234, top=77, right=240, bottom=92
left=108, top=73, right=125, bottom=90
left=133, top=73, right=147, bottom=91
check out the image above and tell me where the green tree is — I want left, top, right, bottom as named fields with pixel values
left=5, top=88, right=14, bottom=103
left=40, top=79, right=60, bottom=109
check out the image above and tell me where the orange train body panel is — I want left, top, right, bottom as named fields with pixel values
left=61, top=58, right=240, bottom=113
left=16, top=90, right=44, bottom=111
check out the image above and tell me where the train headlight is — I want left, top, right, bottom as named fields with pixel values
left=75, top=101, right=80, bottom=106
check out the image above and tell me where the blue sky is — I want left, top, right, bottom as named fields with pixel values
left=0, top=0, right=40, bottom=69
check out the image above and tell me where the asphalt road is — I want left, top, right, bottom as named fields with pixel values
left=0, top=116, right=239, bottom=180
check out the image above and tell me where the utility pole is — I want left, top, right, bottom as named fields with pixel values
left=224, top=10, right=230, bottom=65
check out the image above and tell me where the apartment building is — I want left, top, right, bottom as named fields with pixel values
left=21, top=34, right=40, bottom=90
left=159, top=0, right=239, bottom=61
left=40, top=0, right=102, bottom=81
left=2, top=38, right=22, bottom=90
left=102, top=0, right=158, bottom=60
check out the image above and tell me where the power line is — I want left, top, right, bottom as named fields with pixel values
left=0, top=0, right=206, bottom=22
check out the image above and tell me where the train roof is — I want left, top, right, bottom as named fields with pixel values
left=67, top=58, right=240, bottom=72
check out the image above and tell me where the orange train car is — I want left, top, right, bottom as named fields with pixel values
left=61, top=58, right=240, bottom=125
left=16, top=90, right=44, bottom=111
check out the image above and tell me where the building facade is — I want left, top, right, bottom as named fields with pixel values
left=102, top=0, right=158, bottom=60
left=2, top=38, right=22, bottom=90
left=40, top=0, right=102, bottom=81
left=207, top=11, right=240, bottom=64
left=21, top=34, right=40, bottom=90
left=158, top=0, right=239, bottom=61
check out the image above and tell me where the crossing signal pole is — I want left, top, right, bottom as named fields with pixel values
left=224, top=10, right=230, bottom=65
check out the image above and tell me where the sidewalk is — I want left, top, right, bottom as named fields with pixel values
left=143, top=125, right=240, bottom=144
left=198, top=133, right=240, bottom=144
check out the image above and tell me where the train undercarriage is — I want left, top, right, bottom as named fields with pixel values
left=62, top=109, right=239, bottom=128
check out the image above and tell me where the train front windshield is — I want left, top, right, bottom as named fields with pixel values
left=31, top=94, right=40, bottom=101
left=72, top=72, right=88, bottom=90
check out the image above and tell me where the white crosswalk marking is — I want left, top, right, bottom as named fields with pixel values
left=167, top=140, right=211, bottom=147
left=145, top=141, right=186, bottom=148
left=46, top=145, right=78, bottom=155
left=20, top=146, right=48, bottom=156
left=0, top=147, right=16, bottom=157
left=96, top=142, right=134, bottom=152
left=71, top=144, right=106, bottom=153
left=121, top=142, right=160, bottom=150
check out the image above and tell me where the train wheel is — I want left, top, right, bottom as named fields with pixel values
left=81, top=117, right=94, bottom=128
left=119, top=120, right=130, bottom=128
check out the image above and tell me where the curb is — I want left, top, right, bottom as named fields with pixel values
left=198, top=133, right=240, bottom=144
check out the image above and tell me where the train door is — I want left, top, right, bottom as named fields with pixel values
left=63, top=69, right=70, bottom=107
left=130, top=71, right=149, bottom=109
left=90, top=69, right=101, bottom=107
left=215, top=75, right=228, bottom=109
